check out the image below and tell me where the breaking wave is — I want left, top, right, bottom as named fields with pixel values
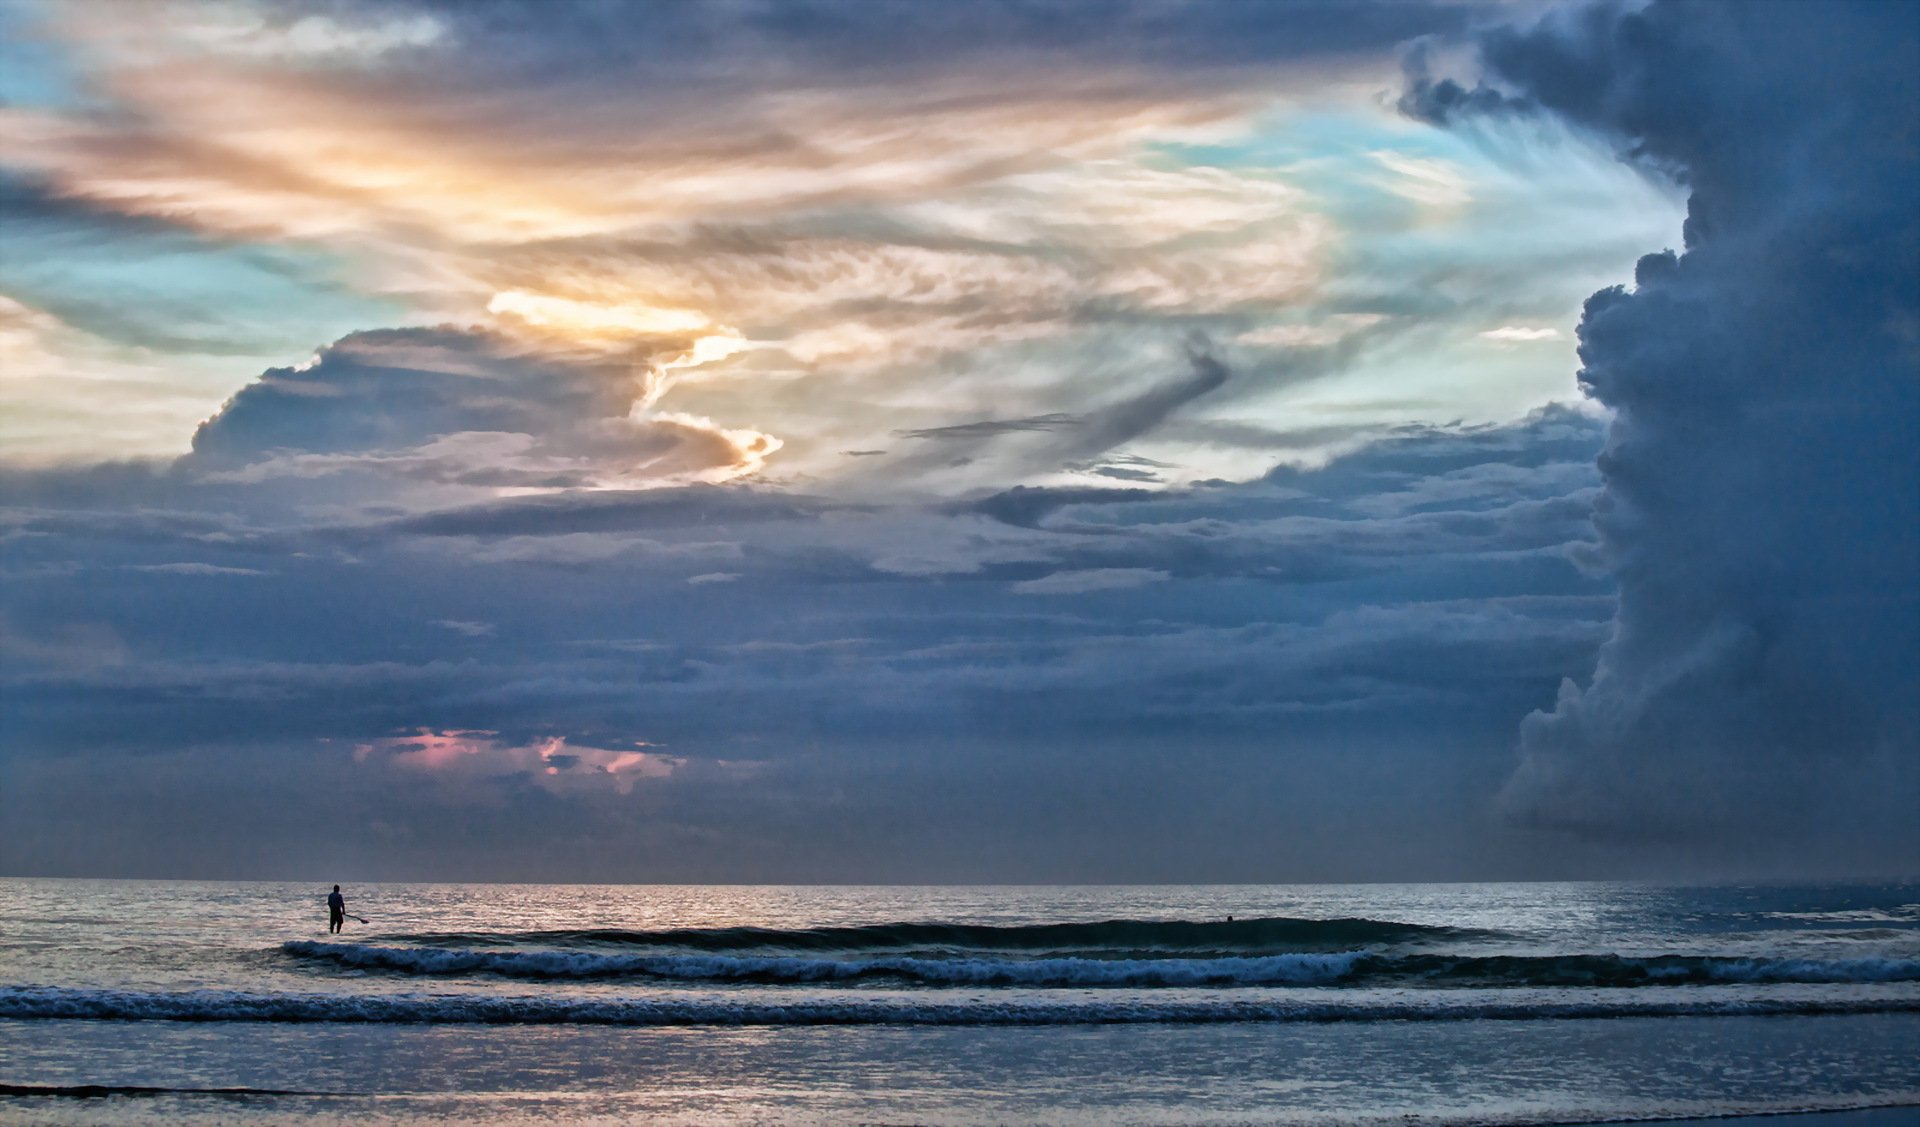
left=278, top=940, right=1920, bottom=990
left=5, top=984, right=1917, bottom=1026
left=380, top=915, right=1472, bottom=954
left=281, top=942, right=1366, bottom=986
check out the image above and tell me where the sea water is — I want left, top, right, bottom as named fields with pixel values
left=1, top=879, right=1916, bottom=1124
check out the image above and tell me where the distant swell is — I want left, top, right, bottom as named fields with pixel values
left=5, top=985, right=1918, bottom=1027
left=279, top=940, right=1920, bottom=990
left=383, top=916, right=1466, bottom=954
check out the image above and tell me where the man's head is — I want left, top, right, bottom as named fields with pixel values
left=333, top=885, right=340, bottom=892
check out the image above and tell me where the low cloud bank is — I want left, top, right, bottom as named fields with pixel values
left=1, top=403, right=1611, bottom=880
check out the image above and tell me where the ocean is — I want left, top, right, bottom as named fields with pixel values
left=1, top=879, right=1916, bottom=1125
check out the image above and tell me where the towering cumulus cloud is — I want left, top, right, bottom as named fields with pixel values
left=187, top=327, right=779, bottom=495
left=1410, top=1, right=1919, bottom=864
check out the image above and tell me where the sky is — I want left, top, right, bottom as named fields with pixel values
left=0, top=0, right=1913, bottom=883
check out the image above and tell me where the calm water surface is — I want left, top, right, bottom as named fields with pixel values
left=1, top=879, right=1917, bottom=1124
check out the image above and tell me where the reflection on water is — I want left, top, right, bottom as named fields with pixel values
left=2, top=1013, right=1918, bottom=1125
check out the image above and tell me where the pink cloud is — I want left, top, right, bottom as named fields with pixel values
left=357, top=729, right=681, bottom=794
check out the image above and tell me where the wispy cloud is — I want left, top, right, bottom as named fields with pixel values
left=1480, top=326, right=1561, bottom=343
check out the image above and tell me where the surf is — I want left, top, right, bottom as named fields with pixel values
left=278, top=939, right=1920, bottom=989
left=7, top=984, right=1919, bottom=1027
left=377, top=915, right=1476, bottom=954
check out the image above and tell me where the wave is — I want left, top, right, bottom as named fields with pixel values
left=280, top=941, right=1920, bottom=989
left=0, top=1083, right=320, bottom=1099
left=1766, top=907, right=1920, bottom=924
left=281, top=942, right=1365, bottom=986
left=6, top=984, right=1918, bottom=1027
left=382, top=915, right=1469, bottom=954
left=1392, top=953, right=1920, bottom=989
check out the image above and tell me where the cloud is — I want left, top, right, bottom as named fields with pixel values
left=1237, top=314, right=1386, bottom=350
left=4, top=1, right=1772, bottom=880
left=0, top=411, right=1608, bottom=859
left=7, top=0, right=1450, bottom=247
left=1480, top=326, right=1560, bottom=343
left=360, top=483, right=831, bottom=540
left=1412, top=0, right=1920, bottom=864
left=4, top=0, right=1585, bottom=489
left=431, top=619, right=493, bottom=637
left=179, top=8, right=445, bottom=61
left=1052, top=343, right=1231, bottom=463
left=355, top=729, right=683, bottom=797
left=124, top=562, right=268, bottom=576
left=187, top=325, right=780, bottom=496
left=872, top=343, right=1238, bottom=490
left=899, top=414, right=1081, bottom=441
left=1, top=414, right=1629, bottom=880
left=1011, top=568, right=1170, bottom=596
left=2, top=0, right=1692, bottom=507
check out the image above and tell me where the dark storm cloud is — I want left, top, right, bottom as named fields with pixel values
left=1395, top=56, right=1531, bottom=127
left=1409, top=0, right=1920, bottom=861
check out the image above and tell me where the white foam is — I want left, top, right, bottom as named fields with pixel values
left=280, top=941, right=1367, bottom=986
left=4, top=984, right=1918, bottom=1026
left=279, top=941, right=1920, bottom=989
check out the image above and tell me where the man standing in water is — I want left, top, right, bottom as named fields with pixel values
left=327, top=885, right=346, bottom=933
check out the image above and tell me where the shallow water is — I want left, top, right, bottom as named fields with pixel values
left=2, top=879, right=1917, bottom=1123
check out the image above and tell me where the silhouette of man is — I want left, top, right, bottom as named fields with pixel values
left=327, top=885, right=346, bottom=934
